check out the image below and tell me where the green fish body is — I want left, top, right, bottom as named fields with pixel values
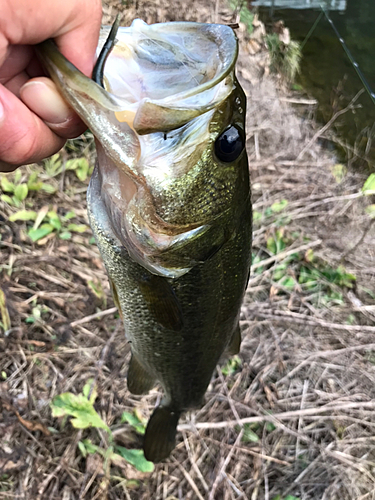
left=37, top=19, right=252, bottom=463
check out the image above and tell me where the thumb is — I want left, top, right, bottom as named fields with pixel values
left=20, top=77, right=86, bottom=138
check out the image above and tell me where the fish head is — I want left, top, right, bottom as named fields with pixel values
left=37, top=20, right=248, bottom=278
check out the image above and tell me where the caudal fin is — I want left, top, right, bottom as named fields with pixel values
left=143, top=406, right=181, bottom=463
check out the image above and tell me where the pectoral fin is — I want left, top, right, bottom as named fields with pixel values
left=109, top=277, right=123, bottom=320
left=226, top=324, right=242, bottom=356
left=127, top=353, right=155, bottom=395
left=137, top=274, right=183, bottom=331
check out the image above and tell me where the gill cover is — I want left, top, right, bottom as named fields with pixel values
left=37, top=20, right=238, bottom=277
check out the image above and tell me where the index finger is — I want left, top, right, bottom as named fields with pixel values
left=0, top=0, right=102, bottom=76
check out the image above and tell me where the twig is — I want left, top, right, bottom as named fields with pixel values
left=178, top=401, right=375, bottom=431
left=70, top=307, right=117, bottom=327
left=297, top=89, right=364, bottom=160
left=251, top=240, right=322, bottom=270
left=246, top=308, right=375, bottom=333
left=295, top=379, right=309, bottom=465
left=208, top=430, right=244, bottom=500
left=277, top=343, right=375, bottom=384
left=174, top=461, right=205, bottom=500
left=340, top=218, right=375, bottom=262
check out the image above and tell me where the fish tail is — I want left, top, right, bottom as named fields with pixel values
left=143, top=405, right=181, bottom=463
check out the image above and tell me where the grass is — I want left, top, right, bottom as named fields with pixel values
left=266, top=33, right=302, bottom=83
left=1, top=1, right=375, bottom=499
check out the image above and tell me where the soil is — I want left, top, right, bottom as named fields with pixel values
left=1, top=1, right=375, bottom=499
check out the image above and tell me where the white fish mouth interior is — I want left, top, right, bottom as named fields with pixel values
left=98, top=19, right=237, bottom=109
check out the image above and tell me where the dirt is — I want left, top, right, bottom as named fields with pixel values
left=1, top=1, right=375, bottom=499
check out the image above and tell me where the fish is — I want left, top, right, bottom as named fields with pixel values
left=37, top=17, right=252, bottom=463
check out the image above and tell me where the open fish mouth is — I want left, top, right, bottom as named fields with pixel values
left=37, top=20, right=240, bottom=278
left=95, top=19, right=238, bottom=134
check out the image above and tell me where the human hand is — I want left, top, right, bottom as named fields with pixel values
left=0, top=0, right=102, bottom=171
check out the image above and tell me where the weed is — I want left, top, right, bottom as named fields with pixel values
left=266, top=33, right=301, bottom=83
left=228, top=0, right=254, bottom=34
left=121, top=410, right=147, bottom=435
left=7, top=207, right=88, bottom=243
left=43, top=154, right=92, bottom=181
left=0, top=169, right=56, bottom=207
left=51, top=379, right=154, bottom=474
left=221, top=355, right=242, bottom=376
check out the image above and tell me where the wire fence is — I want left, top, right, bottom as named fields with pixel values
left=299, top=4, right=375, bottom=107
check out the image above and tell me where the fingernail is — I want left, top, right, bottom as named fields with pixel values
left=20, top=77, right=74, bottom=125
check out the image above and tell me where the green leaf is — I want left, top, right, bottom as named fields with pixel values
left=280, top=276, right=296, bottom=290
left=242, top=424, right=259, bottom=443
left=265, top=422, right=276, bottom=432
left=51, top=392, right=110, bottom=432
left=41, top=183, right=57, bottom=194
left=115, top=447, right=154, bottom=473
left=221, top=355, right=242, bottom=376
left=27, top=172, right=38, bottom=184
left=365, top=205, right=375, bottom=218
left=67, top=223, right=88, bottom=233
left=9, top=210, right=37, bottom=222
left=66, top=158, right=90, bottom=181
left=13, top=169, right=22, bottom=184
left=88, top=281, right=105, bottom=301
left=271, top=199, right=288, bottom=213
left=44, top=153, right=62, bottom=176
left=82, top=439, right=101, bottom=455
left=331, top=163, right=346, bottom=183
left=27, top=182, right=43, bottom=191
left=78, top=441, right=87, bottom=458
left=1, top=194, right=14, bottom=205
left=14, top=183, right=28, bottom=201
left=28, top=223, right=55, bottom=242
left=253, top=211, right=262, bottom=222
left=273, top=263, right=288, bottom=281
left=82, top=379, right=98, bottom=404
left=267, top=237, right=277, bottom=255
left=11, top=196, right=21, bottom=208
left=362, top=173, right=375, bottom=195
left=59, top=231, right=72, bottom=240
left=121, top=411, right=146, bottom=435
left=1, top=177, right=15, bottom=193
left=48, top=216, right=62, bottom=230
left=63, top=211, right=76, bottom=221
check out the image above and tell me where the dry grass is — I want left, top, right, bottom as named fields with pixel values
left=1, top=1, right=375, bottom=499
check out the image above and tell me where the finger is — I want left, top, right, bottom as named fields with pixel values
left=20, top=77, right=86, bottom=138
left=2, top=0, right=102, bottom=77
left=0, top=83, right=65, bottom=167
left=0, top=46, right=34, bottom=84
left=4, top=71, right=29, bottom=96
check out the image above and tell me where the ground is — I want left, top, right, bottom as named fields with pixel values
left=1, top=1, right=375, bottom=499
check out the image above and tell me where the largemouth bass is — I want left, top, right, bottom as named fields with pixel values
left=37, top=18, right=252, bottom=463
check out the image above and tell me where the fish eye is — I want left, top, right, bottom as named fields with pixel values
left=214, top=125, right=244, bottom=163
